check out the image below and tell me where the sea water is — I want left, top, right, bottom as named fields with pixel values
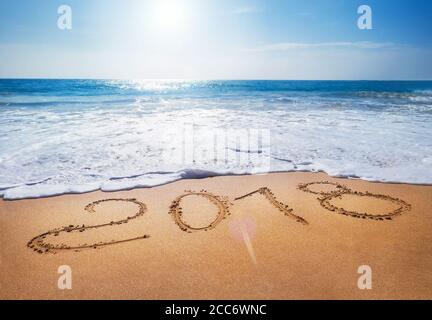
left=1, top=80, right=431, bottom=199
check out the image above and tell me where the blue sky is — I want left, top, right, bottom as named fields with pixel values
left=0, top=0, right=431, bottom=79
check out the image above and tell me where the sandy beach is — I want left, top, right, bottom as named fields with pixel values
left=1, top=172, right=431, bottom=300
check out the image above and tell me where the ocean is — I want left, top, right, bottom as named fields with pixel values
left=1, top=79, right=431, bottom=199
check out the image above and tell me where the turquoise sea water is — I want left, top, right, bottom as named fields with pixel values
left=1, top=80, right=431, bottom=199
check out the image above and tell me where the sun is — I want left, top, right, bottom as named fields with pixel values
left=153, top=0, right=189, bottom=32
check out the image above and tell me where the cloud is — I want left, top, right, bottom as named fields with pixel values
left=231, top=6, right=260, bottom=14
left=246, top=41, right=396, bottom=52
left=288, top=12, right=312, bottom=17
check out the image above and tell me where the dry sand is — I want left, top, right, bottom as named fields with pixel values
left=1, top=172, right=431, bottom=299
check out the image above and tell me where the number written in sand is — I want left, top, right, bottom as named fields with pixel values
left=168, top=190, right=232, bottom=233
left=28, top=183, right=412, bottom=254
left=298, top=181, right=411, bottom=220
left=235, top=187, right=308, bottom=225
left=27, top=198, right=150, bottom=254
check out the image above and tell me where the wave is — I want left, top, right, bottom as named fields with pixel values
left=1, top=80, right=432, bottom=200
left=2, top=161, right=432, bottom=200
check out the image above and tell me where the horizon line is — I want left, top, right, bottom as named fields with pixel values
left=1, top=78, right=432, bottom=82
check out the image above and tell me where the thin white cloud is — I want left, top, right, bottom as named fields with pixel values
left=288, top=12, right=312, bottom=17
left=246, top=41, right=396, bottom=52
left=231, top=6, right=260, bottom=14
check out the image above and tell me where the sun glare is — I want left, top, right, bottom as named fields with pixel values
left=153, top=0, right=189, bottom=32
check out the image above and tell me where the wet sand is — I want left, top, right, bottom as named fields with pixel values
left=1, top=172, right=431, bottom=299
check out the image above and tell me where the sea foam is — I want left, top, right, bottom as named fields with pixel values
left=1, top=80, right=431, bottom=200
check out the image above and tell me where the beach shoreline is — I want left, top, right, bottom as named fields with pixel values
left=2, top=80, right=432, bottom=201
left=1, top=172, right=432, bottom=299
left=2, top=169, right=432, bottom=202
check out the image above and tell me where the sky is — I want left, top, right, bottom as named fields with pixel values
left=0, top=0, right=431, bottom=79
